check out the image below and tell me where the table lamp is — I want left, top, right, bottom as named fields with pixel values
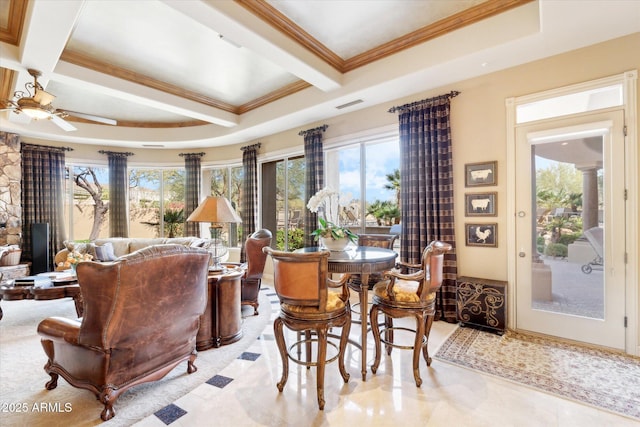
left=187, top=196, right=242, bottom=271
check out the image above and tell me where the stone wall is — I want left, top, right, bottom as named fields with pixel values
left=0, top=133, right=21, bottom=246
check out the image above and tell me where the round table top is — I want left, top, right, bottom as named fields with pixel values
left=295, top=246, right=397, bottom=264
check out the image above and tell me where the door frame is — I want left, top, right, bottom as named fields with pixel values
left=506, top=70, right=638, bottom=355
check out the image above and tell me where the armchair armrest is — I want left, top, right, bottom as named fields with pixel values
left=379, top=268, right=425, bottom=300
left=394, top=260, right=422, bottom=272
left=37, top=317, right=81, bottom=345
left=327, top=273, right=351, bottom=301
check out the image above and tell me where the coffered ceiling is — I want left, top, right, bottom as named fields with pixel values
left=0, top=0, right=638, bottom=149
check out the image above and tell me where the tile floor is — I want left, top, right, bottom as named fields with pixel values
left=134, top=286, right=637, bottom=427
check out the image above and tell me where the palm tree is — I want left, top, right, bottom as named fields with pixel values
left=384, top=169, right=401, bottom=208
left=164, top=208, right=184, bottom=238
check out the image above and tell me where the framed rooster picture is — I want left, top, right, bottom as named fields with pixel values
left=465, top=223, right=497, bottom=247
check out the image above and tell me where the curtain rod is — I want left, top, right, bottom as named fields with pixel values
left=298, top=124, right=328, bottom=136
left=241, top=143, right=261, bottom=152
left=388, top=90, right=460, bottom=113
left=21, top=143, right=73, bottom=152
left=179, top=152, right=205, bottom=158
left=98, top=150, right=133, bottom=157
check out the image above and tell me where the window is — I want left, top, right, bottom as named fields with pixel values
left=205, top=165, right=243, bottom=247
left=163, top=169, right=185, bottom=238
left=129, top=169, right=161, bottom=237
left=516, top=84, right=623, bottom=124
left=325, top=136, right=400, bottom=234
left=65, top=165, right=110, bottom=241
left=262, top=156, right=305, bottom=251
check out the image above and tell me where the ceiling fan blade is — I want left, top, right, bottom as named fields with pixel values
left=63, top=110, right=117, bottom=126
left=50, top=114, right=77, bottom=132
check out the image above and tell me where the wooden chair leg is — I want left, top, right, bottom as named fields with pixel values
left=412, top=313, right=425, bottom=387
left=385, top=315, right=394, bottom=356
left=369, top=304, right=382, bottom=374
left=273, top=318, right=288, bottom=392
left=338, top=317, right=351, bottom=383
left=316, top=327, right=327, bottom=410
left=423, top=313, right=435, bottom=366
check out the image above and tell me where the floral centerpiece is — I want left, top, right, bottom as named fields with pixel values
left=59, top=251, right=93, bottom=272
left=307, top=187, right=357, bottom=250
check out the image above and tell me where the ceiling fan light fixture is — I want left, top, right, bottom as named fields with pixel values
left=33, top=89, right=55, bottom=106
left=17, top=98, right=54, bottom=120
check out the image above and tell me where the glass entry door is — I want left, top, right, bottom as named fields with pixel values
left=514, top=109, right=626, bottom=350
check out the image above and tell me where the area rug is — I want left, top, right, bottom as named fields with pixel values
left=0, top=288, right=272, bottom=426
left=434, top=326, right=640, bottom=420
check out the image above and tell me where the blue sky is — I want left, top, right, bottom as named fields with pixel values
left=338, top=140, right=399, bottom=204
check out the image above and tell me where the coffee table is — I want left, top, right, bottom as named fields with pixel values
left=0, top=273, right=82, bottom=321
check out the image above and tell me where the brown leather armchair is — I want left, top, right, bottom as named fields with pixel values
left=37, top=245, right=211, bottom=421
left=240, top=229, right=272, bottom=315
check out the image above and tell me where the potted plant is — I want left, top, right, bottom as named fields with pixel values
left=307, top=187, right=357, bottom=251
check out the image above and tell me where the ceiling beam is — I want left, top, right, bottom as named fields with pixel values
left=164, top=0, right=343, bottom=92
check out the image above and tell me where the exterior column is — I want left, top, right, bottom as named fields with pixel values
left=578, top=166, right=599, bottom=231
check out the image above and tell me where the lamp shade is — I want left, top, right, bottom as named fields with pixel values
left=186, top=196, right=242, bottom=224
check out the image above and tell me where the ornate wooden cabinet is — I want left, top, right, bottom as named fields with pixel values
left=456, top=276, right=507, bottom=335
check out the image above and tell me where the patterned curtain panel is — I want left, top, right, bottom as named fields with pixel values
left=240, top=143, right=260, bottom=262
left=301, top=125, right=327, bottom=248
left=100, top=151, right=132, bottom=237
left=182, top=152, right=204, bottom=237
left=20, top=143, right=68, bottom=271
left=391, top=92, right=459, bottom=322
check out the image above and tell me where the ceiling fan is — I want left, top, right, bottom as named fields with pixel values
left=0, top=68, right=117, bottom=131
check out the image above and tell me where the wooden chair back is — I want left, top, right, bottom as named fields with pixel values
left=263, top=247, right=330, bottom=308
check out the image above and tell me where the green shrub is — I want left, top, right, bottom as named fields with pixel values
left=276, top=227, right=305, bottom=251
left=545, top=243, right=567, bottom=258
left=558, top=232, right=581, bottom=246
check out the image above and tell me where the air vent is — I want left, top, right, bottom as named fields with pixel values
left=142, top=144, right=164, bottom=148
left=335, top=99, right=363, bottom=110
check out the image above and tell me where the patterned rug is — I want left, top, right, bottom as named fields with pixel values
left=434, top=326, right=640, bottom=420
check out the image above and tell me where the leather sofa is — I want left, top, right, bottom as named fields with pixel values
left=38, top=245, right=211, bottom=421
left=54, top=237, right=207, bottom=270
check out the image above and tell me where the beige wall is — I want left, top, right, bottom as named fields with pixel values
left=22, top=32, right=640, bottom=345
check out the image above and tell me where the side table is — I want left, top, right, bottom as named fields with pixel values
left=196, top=269, right=244, bottom=350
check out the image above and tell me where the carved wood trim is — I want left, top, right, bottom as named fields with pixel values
left=0, top=0, right=28, bottom=45
left=237, top=0, right=534, bottom=72
left=343, top=0, right=535, bottom=71
left=237, top=80, right=311, bottom=114
left=60, top=49, right=237, bottom=113
left=235, top=0, right=344, bottom=71
left=0, top=68, right=15, bottom=105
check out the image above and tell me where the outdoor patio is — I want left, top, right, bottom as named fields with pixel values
left=532, top=256, right=604, bottom=319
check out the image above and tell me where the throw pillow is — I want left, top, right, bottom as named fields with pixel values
left=94, top=242, right=117, bottom=261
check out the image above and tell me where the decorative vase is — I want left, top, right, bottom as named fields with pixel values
left=320, top=237, right=351, bottom=252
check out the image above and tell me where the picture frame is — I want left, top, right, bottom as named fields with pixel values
left=465, top=223, right=497, bottom=247
left=465, top=161, right=497, bottom=187
left=465, top=192, right=497, bottom=216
